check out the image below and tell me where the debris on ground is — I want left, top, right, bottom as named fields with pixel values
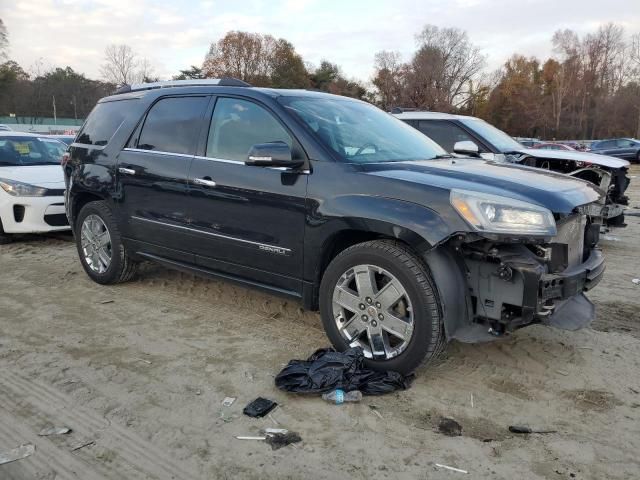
left=509, top=425, right=557, bottom=434
left=322, top=389, right=362, bottom=404
left=275, top=347, right=412, bottom=395
left=602, top=235, right=620, bottom=241
left=236, top=436, right=266, bottom=441
left=263, top=428, right=288, bottom=435
left=38, top=426, right=72, bottom=436
left=435, top=463, right=468, bottom=474
left=632, top=278, right=640, bottom=285
left=71, top=440, right=96, bottom=451
left=265, top=431, right=302, bottom=450
left=0, top=444, right=35, bottom=465
left=369, top=405, right=384, bottom=419
left=222, top=397, right=236, bottom=407
left=438, top=417, right=463, bottom=436
left=243, top=397, right=278, bottom=418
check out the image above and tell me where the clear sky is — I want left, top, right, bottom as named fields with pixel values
left=2, top=0, right=639, bottom=83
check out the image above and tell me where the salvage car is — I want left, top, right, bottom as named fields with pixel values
left=65, top=80, right=605, bottom=373
left=394, top=111, right=630, bottom=226
left=590, top=138, right=640, bottom=162
left=0, top=132, right=69, bottom=243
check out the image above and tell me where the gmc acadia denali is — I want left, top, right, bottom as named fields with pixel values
left=64, top=79, right=605, bottom=373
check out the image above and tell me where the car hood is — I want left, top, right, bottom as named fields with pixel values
left=517, top=148, right=630, bottom=169
left=0, top=165, right=65, bottom=188
left=362, top=158, right=602, bottom=215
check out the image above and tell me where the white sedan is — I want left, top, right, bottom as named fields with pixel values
left=0, top=132, right=70, bottom=243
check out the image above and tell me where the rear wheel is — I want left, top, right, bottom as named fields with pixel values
left=75, top=201, right=138, bottom=284
left=319, top=240, right=445, bottom=374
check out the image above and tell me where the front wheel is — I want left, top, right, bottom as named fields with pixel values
left=75, top=200, right=138, bottom=284
left=319, top=240, right=445, bottom=374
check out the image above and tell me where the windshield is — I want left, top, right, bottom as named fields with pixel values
left=279, top=97, right=446, bottom=163
left=0, top=136, right=66, bottom=166
left=459, top=118, right=523, bottom=153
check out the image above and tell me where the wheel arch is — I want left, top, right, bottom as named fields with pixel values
left=69, top=191, right=108, bottom=233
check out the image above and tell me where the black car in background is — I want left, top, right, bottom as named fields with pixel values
left=590, top=138, right=640, bottom=162
left=64, top=80, right=605, bottom=373
left=393, top=110, right=630, bottom=226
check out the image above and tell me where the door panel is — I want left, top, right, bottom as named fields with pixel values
left=116, top=95, right=208, bottom=257
left=187, top=96, right=307, bottom=291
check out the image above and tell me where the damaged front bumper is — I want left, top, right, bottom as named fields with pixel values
left=459, top=239, right=604, bottom=340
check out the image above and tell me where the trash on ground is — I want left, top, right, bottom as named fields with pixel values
left=236, top=436, right=267, bottom=441
left=39, top=426, right=72, bottom=436
left=134, top=358, right=152, bottom=365
left=509, top=425, right=557, bottom=434
left=602, top=235, right=620, bottom=241
left=265, top=431, right=302, bottom=450
left=556, top=370, right=569, bottom=376
left=275, top=347, right=412, bottom=395
left=222, top=397, right=236, bottom=407
left=369, top=405, right=384, bottom=419
left=438, top=417, right=463, bottom=436
left=322, top=389, right=362, bottom=404
left=71, top=440, right=95, bottom=451
left=243, top=397, right=278, bottom=418
left=470, top=393, right=474, bottom=408
left=99, top=300, right=114, bottom=304
left=435, top=463, right=468, bottom=474
left=0, top=444, right=35, bottom=465
left=632, top=278, right=640, bottom=285
left=263, top=428, right=288, bottom=435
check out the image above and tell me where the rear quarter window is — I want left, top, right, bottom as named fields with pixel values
left=76, top=100, right=131, bottom=146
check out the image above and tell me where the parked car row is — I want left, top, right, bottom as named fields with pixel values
left=392, top=110, right=630, bottom=226
left=52, top=79, right=608, bottom=373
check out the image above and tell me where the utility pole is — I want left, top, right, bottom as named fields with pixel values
left=53, top=96, right=57, bottom=125
left=72, top=95, right=77, bottom=120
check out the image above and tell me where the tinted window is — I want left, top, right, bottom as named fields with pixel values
left=595, top=140, right=615, bottom=149
left=77, top=100, right=129, bottom=146
left=138, top=96, right=208, bottom=155
left=207, top=98, right=292, bottom=161
left=0, top=136, right=64, bottom=166
left=416, top=120, right=480, bottom=153
left=617, top=139, right=635, bottom=148
left=459, top=118, right=523, bottom=152
left=280, top=97, right=445, bottom=163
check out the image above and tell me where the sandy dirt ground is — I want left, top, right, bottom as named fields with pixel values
left=1, top=167, right=640, bottom=480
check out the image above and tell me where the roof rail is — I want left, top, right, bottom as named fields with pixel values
left=113, top=77, right=251, bottom=95
left=390, top=107, right=423, bottom=114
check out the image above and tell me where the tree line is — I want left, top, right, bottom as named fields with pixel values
left=0, top=17, right=638, bottom=139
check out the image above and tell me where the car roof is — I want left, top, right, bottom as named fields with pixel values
left=392, top=111, right=479, bottom=121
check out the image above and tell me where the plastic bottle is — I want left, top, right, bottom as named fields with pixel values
left=321, top=389, right=363, bottom=404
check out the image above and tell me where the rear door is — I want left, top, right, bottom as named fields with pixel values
left=186, top=96, right=308, bottom=293
left=116, top=95, right=209, bottom=259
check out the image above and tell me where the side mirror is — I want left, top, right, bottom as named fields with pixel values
left=246, top=142, right=304, bottom=169
left=453, top=140, right=480, bottom=157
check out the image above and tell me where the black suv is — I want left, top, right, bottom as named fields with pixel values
left=65, top=79, right=605, bottom=373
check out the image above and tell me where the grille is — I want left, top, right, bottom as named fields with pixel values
left=554, top=214, right=586, bottom=268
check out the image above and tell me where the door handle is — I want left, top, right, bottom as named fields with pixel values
left=193, top=178, right=217, bottom=187
left=118, top=167, right=136, bottom=175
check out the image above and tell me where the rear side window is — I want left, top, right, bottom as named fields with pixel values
left=137, top=96, right=208, bottom=155
left=77, top=100, right=129, bottom=146
left=416, top=120, right=480, bottom=153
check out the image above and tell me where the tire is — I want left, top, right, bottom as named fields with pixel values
left=319, top=240, right=445, bottom=374
left=0, top=218, right=12, bottom=245
left=75, top=200, right=138, bottom=284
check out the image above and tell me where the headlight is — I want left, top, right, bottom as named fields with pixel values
left=450, top=189, right=557, bottom=236
left=0, top=178, right=48, bottom=197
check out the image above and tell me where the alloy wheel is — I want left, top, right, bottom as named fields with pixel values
left=332, top=264, right=415, bottom=360
left=80, top=214, right=112, bottom=274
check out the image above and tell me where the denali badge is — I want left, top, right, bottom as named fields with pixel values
left=259, top=244, right=288, bottom=255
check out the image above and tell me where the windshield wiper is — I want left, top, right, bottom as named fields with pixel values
left=434, top=154, right=454, bottom=159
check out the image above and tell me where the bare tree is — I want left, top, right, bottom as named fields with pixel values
left=0, top=18, right=8, bottom=60
left=372, top=51, right=403, bottom=110
left=100, top=44, right=139, bottom=85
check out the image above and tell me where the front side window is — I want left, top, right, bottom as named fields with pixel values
left=617, top=139, right=634, bottom=148
left=206, top=98, right=292, bottom=161
left=416, top=120, right=481, bottom=153
left=459, top=118, right=523, bottom=153
left=137, top=96, right=208, bottom=155
left=77, top=100, right=130, bottom=146
left=280, top=97, right=445, bottom=163
left=0, top=136, right=65, bottom=166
